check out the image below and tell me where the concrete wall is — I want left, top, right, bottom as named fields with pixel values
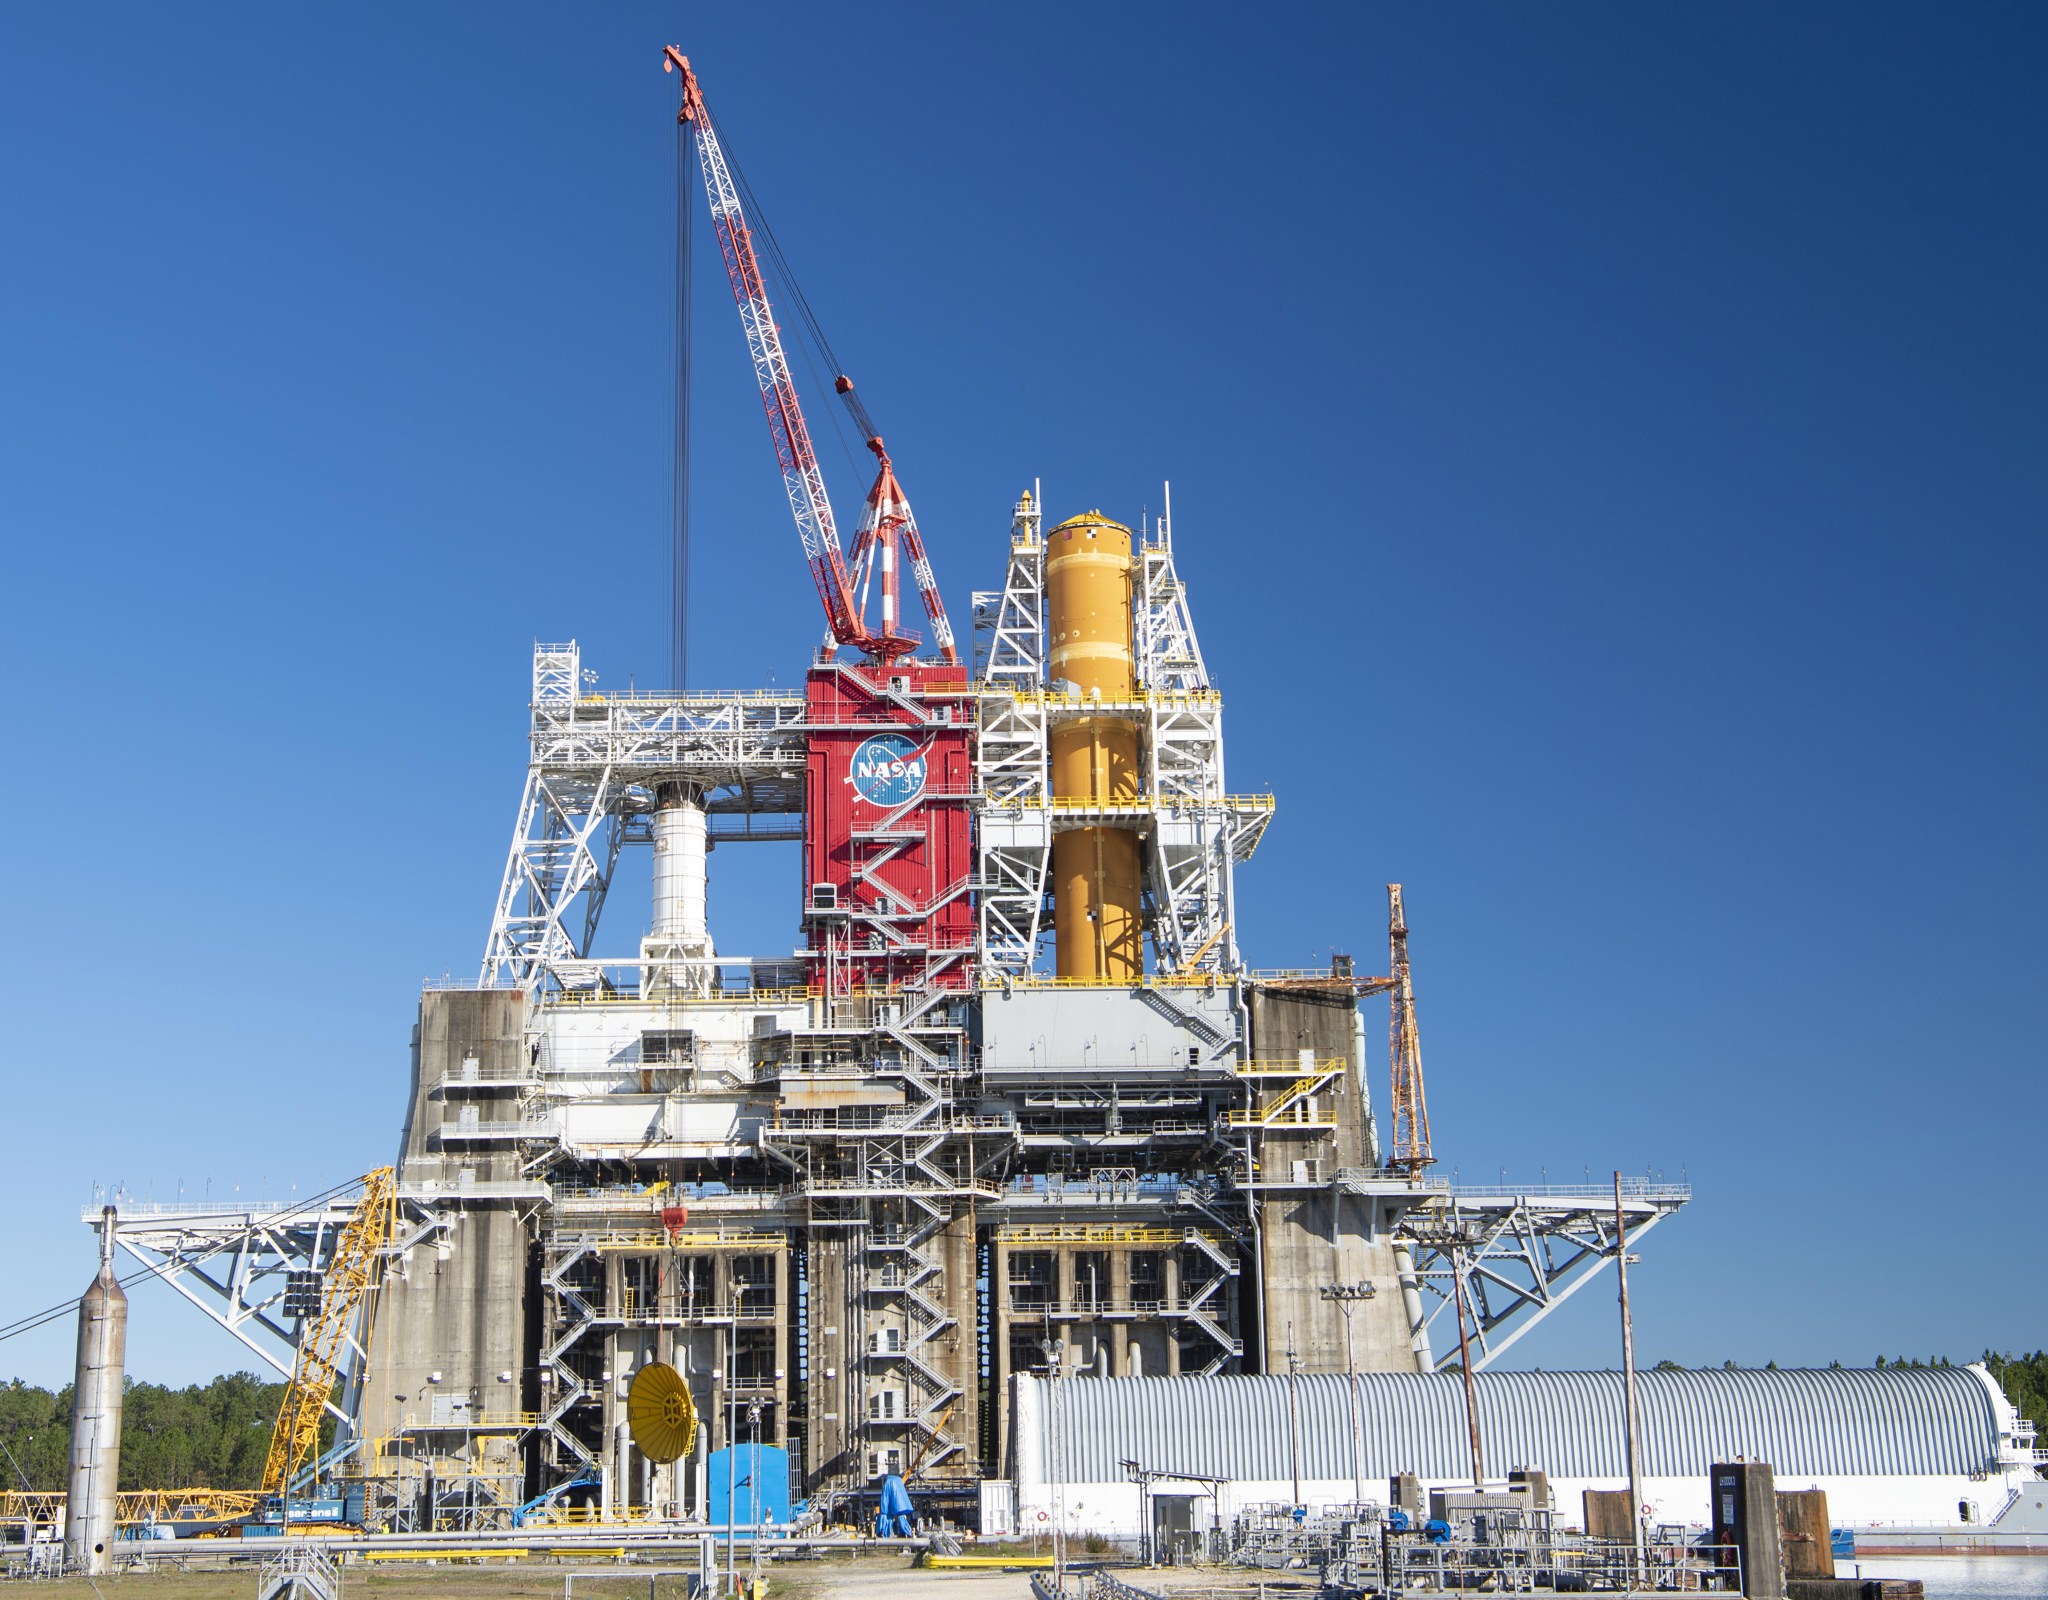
left=803, top=1233, right=855, bottom=1491
left=1246, top=985, right=1422, bottom=1375
left=358, top=989, right=531, bottom=1464
left=1255, top=1193, right=1425, bottom=1374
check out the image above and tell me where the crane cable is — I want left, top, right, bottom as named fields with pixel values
left=703, top=105, right=867, bottom=478
left=672, top=111, right=694, bottom=694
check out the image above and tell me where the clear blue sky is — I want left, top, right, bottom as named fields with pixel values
left=3, top=6, right=2042, bottom=1386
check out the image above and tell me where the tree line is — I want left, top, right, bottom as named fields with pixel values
left=2, top=1354, right=2041, bottom=1492
left=0, top=1373, right=311, bottom=1492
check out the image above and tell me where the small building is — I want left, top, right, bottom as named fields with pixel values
left=1001, top=1365, right=2043, bottom=1538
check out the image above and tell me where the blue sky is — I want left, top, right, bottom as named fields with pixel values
left=2, top=5, right=2041, bottom=1386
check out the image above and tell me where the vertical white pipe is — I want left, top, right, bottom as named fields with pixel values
left=651, top=788, right=709, bottom=940
left=694, top=1417, right=709, bottom=1528
left=66, top=1208, right=125, bottom=1576
left=1352, top=1004, right=1381, bottom=1167
left=1393, top=1242, right=1433, bottom=1369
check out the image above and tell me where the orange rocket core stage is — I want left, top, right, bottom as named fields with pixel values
left=1046, top=513, right=1143, bottom=981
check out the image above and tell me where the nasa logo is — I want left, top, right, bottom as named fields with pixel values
left=848, top=733, right=930, bottom=807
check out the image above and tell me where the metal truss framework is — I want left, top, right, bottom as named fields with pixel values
left=481, top=642, right=808, bottom=989
left=969, top=489, right=1268, bottom=978
left=971, top=492, right=1052, bottom=977
left=1135, top=492, right=1210, bottom=695
left=759, top=988, right=986, bottom=1479
left=91, top=1186, right=455, bottom=1435
left=1381, top=1179, right=1693, bottom=1372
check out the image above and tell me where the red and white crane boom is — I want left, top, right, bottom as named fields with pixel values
left=663, top=47, right=957, bottom=664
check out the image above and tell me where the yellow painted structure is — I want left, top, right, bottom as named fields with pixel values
left=1047, top=513, right=1143, bottom=980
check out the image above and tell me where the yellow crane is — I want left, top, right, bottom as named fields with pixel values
left=259, top=1167, right=397, bottom=1501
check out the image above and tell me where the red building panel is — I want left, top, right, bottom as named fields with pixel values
left=803, top=662, right=976, bottom=994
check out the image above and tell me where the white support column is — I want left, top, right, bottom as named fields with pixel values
left=643, top=783, right=715, bottom=998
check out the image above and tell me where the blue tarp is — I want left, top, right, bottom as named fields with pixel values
left=707, top=1444, right=792, bottom=1530
left=874, top=1473, right=916, bottom=1538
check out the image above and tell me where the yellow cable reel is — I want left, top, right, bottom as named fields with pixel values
left=627, top=1362, right=698, bottom=1463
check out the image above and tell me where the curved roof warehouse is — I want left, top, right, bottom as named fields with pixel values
left=1006, top=1366, right=2043, bottom=1534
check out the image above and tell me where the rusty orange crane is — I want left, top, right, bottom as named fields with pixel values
left=1387, top=884, right=1434, bottom=1175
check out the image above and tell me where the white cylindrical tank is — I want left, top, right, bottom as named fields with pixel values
left=650, top=786, right=709, bottom=941
left=66, top=1207, right=125, bottom=1575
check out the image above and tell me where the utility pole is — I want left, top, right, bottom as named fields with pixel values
left=1285, top=1325, right=1304, bottom=1511
left=1615, top=1173, right=1648, bottom=1582
left=725, top=1306, right=737, bottom=1598
left=1318, top=1283, right=1375, bottom=1507
left=1451, top=1256, right=1485, bottom=1492
left=748, top=1398, right=765, bottom=1600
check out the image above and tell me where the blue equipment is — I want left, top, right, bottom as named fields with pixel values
left=513, top=1474, right=599, bottom=1528
left=708, top=1443, right=792, bottom=1531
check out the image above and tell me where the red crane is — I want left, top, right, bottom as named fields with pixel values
left=663, top=47, right=958, bottom=665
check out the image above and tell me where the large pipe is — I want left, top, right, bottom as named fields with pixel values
left=66, top=1207, right=125, bottom=1576
left=643, top=781, right=715, bottom=998
left=650, top=783, right=710, bottom=942
left=1392, top=1240, right=1433, bottom=1369
left=1046, top=512, right=1143, bottom=981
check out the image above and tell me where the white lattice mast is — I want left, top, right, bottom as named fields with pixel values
left=1135, top=482, right=1210, bottom=693
left=482, top=644, right=620, bottom=988
left=1135, top=484, right=1254, bottom=975
left=972, top=489, right=1052, bottom=976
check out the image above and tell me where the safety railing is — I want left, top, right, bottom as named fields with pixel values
left=997, top=965, right=1338, bottom=991
left=1435, top=1181, right=1693, bottom=1202
left=577, top=1228, right=788, bottom=1255
left=576, top=688, right=806, bottom=707
left=545, top=981, right=821, bottom=1007
left=996, top=1222, right=1226, bottom=1247
left=995, top=688, right=1223, bottom=713
left=1008, top=793, right=1274, bottom=813
left=1006, top=1295, right=1215, bottom=1317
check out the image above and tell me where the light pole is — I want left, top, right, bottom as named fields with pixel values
left=1318, top=1283, right=1376, bottom=1508
left=1451, top=1253, right=1485, bottom=1493
left=1043, top=1337, right=1067, bottom=1594
left=1614, top=1173, right=1648, bottom=1585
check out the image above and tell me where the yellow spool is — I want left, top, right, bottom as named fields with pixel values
left=626, top=1362, right=698, bottom=1463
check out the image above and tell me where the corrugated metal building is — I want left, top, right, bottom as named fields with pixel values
left=1001, top=1366, right=2043, bottom=1537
